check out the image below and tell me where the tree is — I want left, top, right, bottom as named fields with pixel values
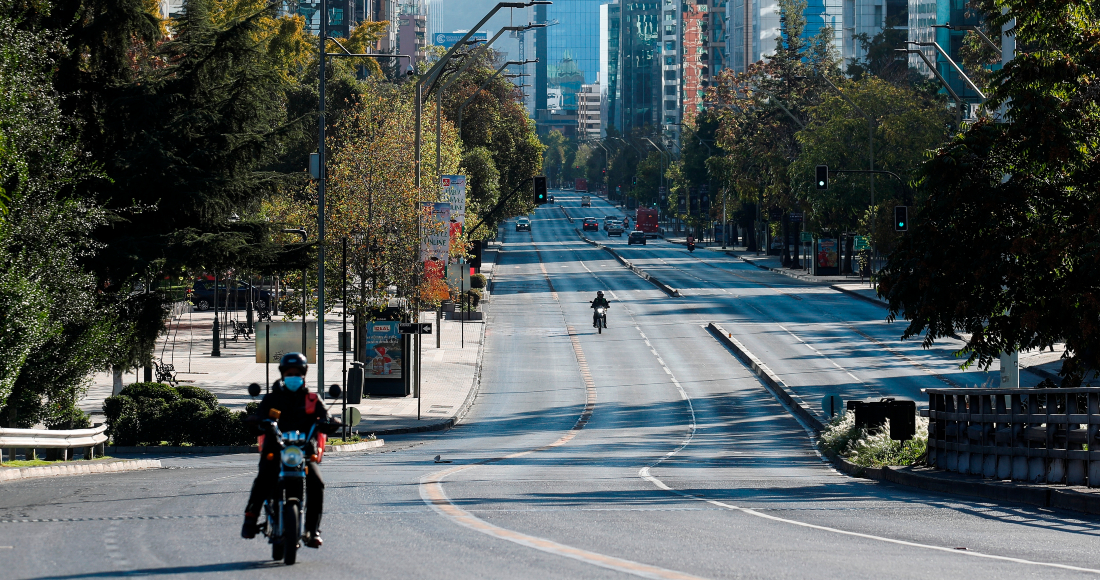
left=878, top=0, right=1100, bottom=381
left=0, top=10, right=116, bottom=427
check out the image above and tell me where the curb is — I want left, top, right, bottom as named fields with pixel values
left=828, top=284, right=888, bottom=307
left=575, top=229, right=681, bottom=297
left=107, top=445, right=257, bottom=455
left=706, top=322, right=823, bottom=432
left=325, top=439, right=385, bottom=453
left=559, top=206, right=574, bottom=223
left=0, top=459, right=162, bottom=483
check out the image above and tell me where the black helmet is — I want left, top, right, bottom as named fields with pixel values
left=597, top=291, right=604, bottom=296
left=278, top=352, right=309, bottom=373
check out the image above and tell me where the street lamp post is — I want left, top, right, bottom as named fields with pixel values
left=588, top=139, right=610, bottom=199
left=282, top=228, right=308, bottom=362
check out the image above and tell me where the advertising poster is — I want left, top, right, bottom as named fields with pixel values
left=420, top=202, right=451, bottom=261
left=817, top=238, right=838, bottom=268
left=362, top=321, right=403, bottom=380
left=441, top=175, right=467, bottom=225
left=255, top=321, right=317, bottom=363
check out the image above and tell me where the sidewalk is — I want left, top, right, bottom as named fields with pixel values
left=79, top=245, right=499, bottom=436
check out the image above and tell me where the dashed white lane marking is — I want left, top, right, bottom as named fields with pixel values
left=418, top=235, right=708, bottom=580
left=637, top=362, right=1100, bottom=576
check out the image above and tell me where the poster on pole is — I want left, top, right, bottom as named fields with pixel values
left=816, top=238, right=839, bottom=276
left=255, top=321, right=317, bottom=363
left=441, top=175, right=467, bottom=225
left=420, top=202, right=451, bottom=261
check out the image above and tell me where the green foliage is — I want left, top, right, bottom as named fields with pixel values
left=879, top=0, right=1100, bottom=379
left=469, top=273, right=487, bottom=289
left=176, top=385, right=218, bottom=408
left=104, top=384, right=251, bottom=446
left=44, top=405, right=92, bottom=430
left=119, top=382, right=181, bottom=404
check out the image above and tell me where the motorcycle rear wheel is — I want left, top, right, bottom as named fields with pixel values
left=282, top=503, right=299, bottom=565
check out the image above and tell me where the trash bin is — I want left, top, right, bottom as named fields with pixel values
left=346, top=361, right=364, bottom=404
left=847, top=398, right=916, bottom=441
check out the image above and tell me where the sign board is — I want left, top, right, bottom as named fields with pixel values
left=362, top=322, right=404, bottom=380
left=432, top=32, right=487, bottom=48
left=853, top=236, right=870, bottom=251
left=447, top=263, right=472, bottom=289
left=789, top=212, right=803, bottom=222
left=441, top=175, right=467, bottom=226
left=817, top=238, right=838, bottom=268
left=420, top=202, right=451, bottom=261
left=255, top=321, right=316, bottom=364
left=822, top=394, right=845, bottom=419
left=343, top=407, right=362, bottom=427
left=399, top=323, right=433, bottom=335
left=800, top=231, right=812, bottom=243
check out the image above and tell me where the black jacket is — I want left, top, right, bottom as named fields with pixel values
left=591, top=296, right=610, bottom=309
left=251, top=379, right=332, bottom=435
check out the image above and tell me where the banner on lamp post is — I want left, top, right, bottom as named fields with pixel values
left=441, top=175, right=467, bottom=225
left=420, top=202, right=451, bottom=262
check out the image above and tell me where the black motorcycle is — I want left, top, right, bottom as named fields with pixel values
left=594, top=306, right=608, bottom=334
left=687, top=241, right=696, bottom=252
left=247, top=383, right=341, bottom=565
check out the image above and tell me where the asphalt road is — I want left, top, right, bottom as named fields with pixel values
left=3, top=191, right=1100, bottom=579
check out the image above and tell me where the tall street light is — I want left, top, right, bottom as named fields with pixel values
left=282, top=228, right=308, bottom=362
left=897, top=48, right=965, bottom=128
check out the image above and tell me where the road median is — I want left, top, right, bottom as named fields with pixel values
left=575, top=229, right=681, bottom=297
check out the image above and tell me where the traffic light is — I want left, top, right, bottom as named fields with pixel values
left=632, top=176, right=637, bottom=186
left=894, top=206, right=908, bottom=231
left=533, top=176, right=548, bottom=205
left=815, top=165, right=829, bottom=190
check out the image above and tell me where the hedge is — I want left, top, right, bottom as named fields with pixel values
left=103, top=382, right=253, bottom=446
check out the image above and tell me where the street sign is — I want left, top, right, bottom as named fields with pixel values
left=398, top=322, right=433, bottom=335
left=800, top=231, right=812, bottom=243
left=342, top=407, right=362, bottom=427
left=853, top=236, right=870, bottom=251
left=789, top=212, right=803, bottom=222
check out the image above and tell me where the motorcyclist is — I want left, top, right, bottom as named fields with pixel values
left=687, top=234, right=696, bottom=252
left=242, top=352, right=339, bottom=548
left=590, top=291, right=610, bottom=328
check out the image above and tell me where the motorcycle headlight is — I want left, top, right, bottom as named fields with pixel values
left=281, top=445, right=305, bottom=467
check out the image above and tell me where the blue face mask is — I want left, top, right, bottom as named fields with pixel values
left=283, top=376, right=304, bottom=391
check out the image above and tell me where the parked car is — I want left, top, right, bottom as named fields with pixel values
left=516, top=216, right=531, bottom=232
left=627, top=230, right=647, bottom=245
left=190, top=280, right=272, bottom=312
left=582, top=217, right=599, bottom=231
left=607, top=221, right=624, bottom=236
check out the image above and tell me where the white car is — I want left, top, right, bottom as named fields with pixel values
left=607, top=221, right=624, bottom=236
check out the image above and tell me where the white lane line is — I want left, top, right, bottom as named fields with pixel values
left=775, top=323, right=865, bottom=385
left=637, top=353, right=1100, bottom=576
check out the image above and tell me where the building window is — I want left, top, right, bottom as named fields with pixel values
left=665, top=25, right=676, bottom=35
left=664, top=115, right=678, bottom=124
left=665, top=56, right=676, bottom=65
left=664, top=70, right=677, bottom=80
left=665, top=100, right=677, bottom=110
left=665, top=40, right=676, bottom=50
left=874, top=5, right=883, bottom=27
left=665, top=10, right=675, bottom=20
left=665, top=85, right=677, bottom=95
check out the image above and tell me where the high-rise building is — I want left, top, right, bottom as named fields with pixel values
left=605, top=0, right=660, bottom=138
left=907, top=0, right=983, bottom=102
left=397, top=0, right=429, bottom=67
left=534, top=0, right=607, bottom=135
left=577, top=82, right=602, bottom=139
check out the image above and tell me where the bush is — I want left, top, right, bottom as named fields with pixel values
left=176, top=385, right=218, bottom=408
left=103, top=384, right=251, bottom=446
left=165, top=399, right=211, bottom=446
left=119, top=382, right=180, bottom=404
left=818, top=410, right=928, bottom=468
left=45, top=404, right=92, bottom=430
left=470, top=273, right=487, bottom=289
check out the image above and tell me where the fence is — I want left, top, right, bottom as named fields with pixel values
left=926, top=387, right=1100, bottom=486
left=0, top=424, right=108, bottom=464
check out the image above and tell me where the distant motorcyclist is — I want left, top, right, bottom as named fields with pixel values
left=590, top=291, right=610, bottom=328
left=687, top=235, right=696, bottom=252
left=242, top=352, right=339, bottom=548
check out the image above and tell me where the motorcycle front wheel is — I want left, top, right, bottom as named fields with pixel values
left=282, top=503, right=299, bottom=565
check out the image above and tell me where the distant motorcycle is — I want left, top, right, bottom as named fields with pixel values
left=594, top=306, right=607, bottom=334
left=247, top=383, right=342, bottom=565
left=687, top=241, right=696, bottom=252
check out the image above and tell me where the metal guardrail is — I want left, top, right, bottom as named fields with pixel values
left=0, top=424, right=108, bottom=463
left=927, top=388, right=1100, bottom=486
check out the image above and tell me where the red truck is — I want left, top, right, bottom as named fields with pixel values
left=575, top=178, right=588, bottom=192
left=636, top=208, right=659, bottom=236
